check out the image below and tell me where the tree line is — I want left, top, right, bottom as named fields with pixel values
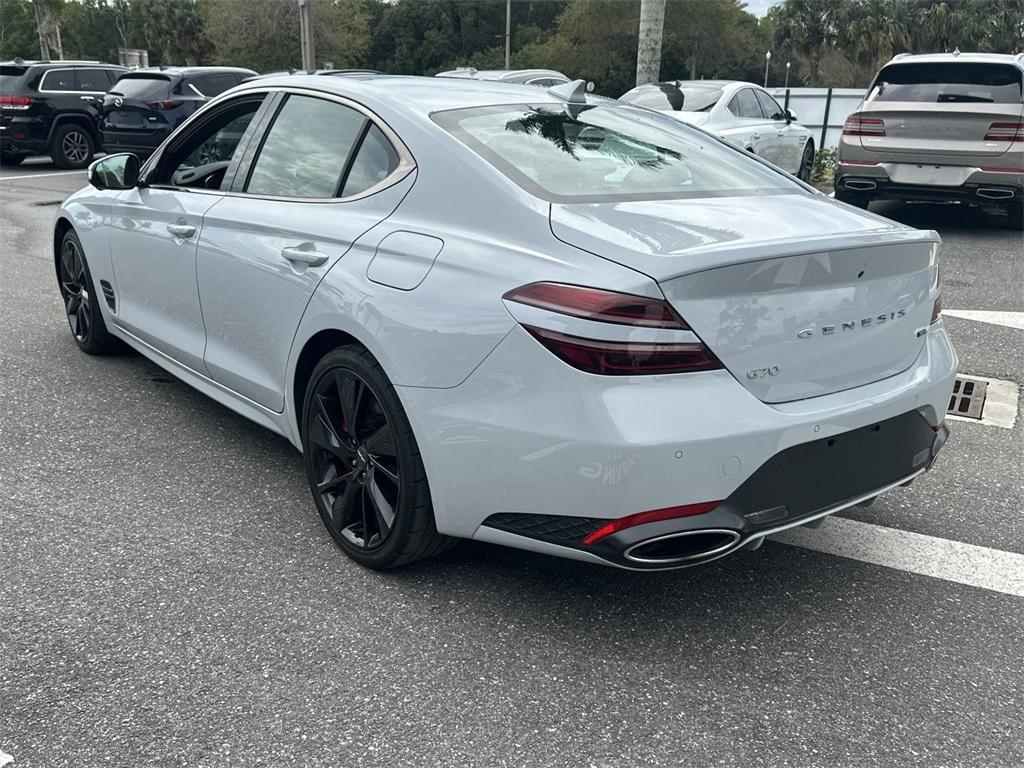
left=0, top=0, right=1021, bottom=97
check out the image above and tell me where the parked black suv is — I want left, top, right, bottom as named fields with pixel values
left=100, top=66, right=255, bottom=157
left=0, top=59, right=127, bottom=168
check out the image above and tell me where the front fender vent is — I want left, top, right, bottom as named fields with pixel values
left=99, top=280, right=116, bottom=312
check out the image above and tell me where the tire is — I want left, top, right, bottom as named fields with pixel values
left=835, top=187, right=871, bottom=209
left=57, top=229, right=122, bottom=355
left=301, top=346, right=453, bottom=569
left=50, top=123, right=94, bottom=169
left=798, top=141, right=815, bottom=183
left=0, top=153, right=26, bottom=167
left=1007, top=200, right=1023, bottom=231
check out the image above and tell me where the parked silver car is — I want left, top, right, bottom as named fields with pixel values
left=620, top=80, right=816, bottom=182
left=836, top=52, right=1024, bottom=229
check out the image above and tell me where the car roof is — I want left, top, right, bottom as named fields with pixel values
left=122, top=66, right=257, bottom=78
left=627, top=80, right=754, bottom=91
left=885, top=52, right=1024, bottom=67
left=2, top=60, right=123, bottom=68
left=237, top=73, right=575, bottom=115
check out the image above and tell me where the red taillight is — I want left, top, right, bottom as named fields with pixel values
left=931, top=293, right=942, bottom=324
left=146, top=100, right=185, bottom=111
left=504, top=282, right=688, bottom=329
left=984, top=122, right=1024, bottom=142
left=581, top=501, right=722, bottom=546
left=981, top=166, right=1024, bottom=174
left=523, top=326, right=722, bottom=376
left=843, top=116, right=886, bottom=136
left=0, top=94, right=33, bottom=109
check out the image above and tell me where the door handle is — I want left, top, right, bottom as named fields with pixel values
left=167, top=223, right=196, bottom=238
left=80, top=95, right=97, bottom=101
left=281, top=244, right=329, bottom=267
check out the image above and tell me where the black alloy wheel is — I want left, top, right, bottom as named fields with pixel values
left=59, top=236, right=93, bottom=344
left=57, top=230, right=120, bottom=355
left=798, top=141, right=815, bottom=183
left=302, top=347, right=452, bottom=568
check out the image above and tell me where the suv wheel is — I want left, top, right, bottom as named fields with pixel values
left=0, top=153, right=26, bottom=167
left=50, top=124, right=94, bottom=169
left=835, top=188, right=871, bottom=210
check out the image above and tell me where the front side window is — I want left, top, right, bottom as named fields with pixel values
left=75, top=69, right=110, bottom=93
left=151, top=96, right=264, bottom=190
left=868, top=62, right=1023, bottom=104
left=245, top=95, right=367, bottom=198
left=754, top=89, right=785, bottom=120
left=434, top=102, right=803, bottom=203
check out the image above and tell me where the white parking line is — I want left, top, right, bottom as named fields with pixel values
left=943, top=310, right=1024, bottom=331
left=0, top=170, right=84, bottom=182
left=773, top=517, right=1024, bottom=598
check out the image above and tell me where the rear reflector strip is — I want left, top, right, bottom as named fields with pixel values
left=981, top=166, right=1024, bottom=174
left=582, top=501, right=722, bottom=546
left=841, top=159, right=880, bottom=166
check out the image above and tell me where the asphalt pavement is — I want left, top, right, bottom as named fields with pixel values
left=2, top=158, right=1022, bottom=768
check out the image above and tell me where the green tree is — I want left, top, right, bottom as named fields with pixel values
left=0, top=0, right=40, bottom=59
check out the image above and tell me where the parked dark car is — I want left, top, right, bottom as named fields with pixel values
left=100, top=66, right=255, bottom=157
left=1, top=59, right=127, bottom=168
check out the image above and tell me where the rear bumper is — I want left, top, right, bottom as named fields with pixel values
left=397, top=322, right=958, bottom=569
left=0, top=117, right=50, bottom=155
left=835, top=161, right=1023, bottom=205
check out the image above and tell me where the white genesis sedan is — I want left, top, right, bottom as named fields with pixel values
left=620, top=80, right=817, bottom=182
left=54, top=76, right=956, bottom=570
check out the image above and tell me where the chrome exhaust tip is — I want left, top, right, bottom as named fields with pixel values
left=976, top=187, right=1014, bottom=201
left=623, top=529, right=741, bottom=565
left=844, top=179, right=877, bottom=191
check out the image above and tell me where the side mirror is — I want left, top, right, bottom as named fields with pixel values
left=88, top=153, right=140, bottom=191
left=785, top=108, right=797, bottom=123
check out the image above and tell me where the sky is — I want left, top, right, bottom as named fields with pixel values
left=744, top=0, right=784, bottom=18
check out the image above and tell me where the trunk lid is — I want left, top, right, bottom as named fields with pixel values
left=858, top=60, right=1024, bottom=161
left=550, top=194, right=939, bottom=402
left=103, top=74, right=174, bottom=131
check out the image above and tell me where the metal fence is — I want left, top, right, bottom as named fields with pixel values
left=772, top=87, right=867, bottom=150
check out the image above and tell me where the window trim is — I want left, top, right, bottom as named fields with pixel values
left=139, top=86, right=415, bottom=204
left=234, top=89, right=414, bottom=203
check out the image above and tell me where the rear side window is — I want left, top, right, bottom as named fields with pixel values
left=342, top=124, right=400, bottom=196
left=434, top=103, right=803, bottom=203
left=245, top=95, right=366, bottom=198
left=728, top=89, right=764, bottom=119
left=110, top=75, right=172, bottom=99
left=204, top=74, right=240, bottom=96
left=39, top=69, right=75, bottom=91
left=869, top=63, right=1023, bottom=104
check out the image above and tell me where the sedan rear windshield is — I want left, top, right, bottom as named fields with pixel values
left=868, top=62, right=1023, bottom=104
left=110, top=74, right=173, bottom=99
left=620, top=84, right=723, bottom=112
left=433, top=103, right=803, bottom=203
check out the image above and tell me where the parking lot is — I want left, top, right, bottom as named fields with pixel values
left=1, top=158, right=1022, bottom=767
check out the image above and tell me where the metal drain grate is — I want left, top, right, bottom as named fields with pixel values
left=948, top=376, right=988, bottom=420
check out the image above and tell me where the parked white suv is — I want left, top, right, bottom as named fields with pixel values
left=836, top=52, right=1024, bottom=229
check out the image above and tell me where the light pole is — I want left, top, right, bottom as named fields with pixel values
left=298, top=0, right=316, bottom=72
left=763, top=50, right=771, bottom=87
left=504, top=0, right=511, bottom=70
left=784, top=61, right=791, bottom=89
